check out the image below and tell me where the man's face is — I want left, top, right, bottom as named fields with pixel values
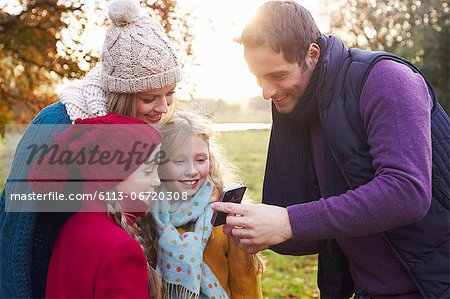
left=244, top=45, right=317, bottom=114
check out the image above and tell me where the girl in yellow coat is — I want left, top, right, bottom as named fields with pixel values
left=153, top=109, right=262, bottom=299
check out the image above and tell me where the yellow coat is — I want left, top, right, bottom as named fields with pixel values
left=177, top=225, right=262, bottom=298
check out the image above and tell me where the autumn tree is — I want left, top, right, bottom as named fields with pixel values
left=0, top=0, right=193, bottom=125
left=325, top=0, right=449, bottom=112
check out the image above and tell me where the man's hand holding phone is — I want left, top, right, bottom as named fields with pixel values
left=211, top=184, right=246, bottom=227
left=211, top=201, right=293, bottom=254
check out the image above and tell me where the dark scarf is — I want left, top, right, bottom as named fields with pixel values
left=287, top=35, right=328, bottom=126
left=262, top=35, right=329, bottom=207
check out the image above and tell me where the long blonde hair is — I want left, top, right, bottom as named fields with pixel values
left=107, top=91, right=178, bottom=124
left=157, top=107, right=264, bottom=274
left=106, top=200, right=163, bottom=299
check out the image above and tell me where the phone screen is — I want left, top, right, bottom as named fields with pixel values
left=211, top=184, right=246, bottom=227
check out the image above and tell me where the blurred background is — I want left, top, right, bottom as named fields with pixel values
left=1, top=0, right=448, bottom=297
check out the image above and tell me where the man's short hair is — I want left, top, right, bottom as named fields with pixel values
left=239, top=1, right=321, bottom=69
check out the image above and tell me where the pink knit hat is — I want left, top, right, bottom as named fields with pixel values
left=29, top=113, right=162, bottom=195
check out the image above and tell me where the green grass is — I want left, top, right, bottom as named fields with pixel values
left=261, top=251, right=319, bottom=299
left=220, top=130, right=319, bottom=298
left=218, top=130, right=270, bottom=202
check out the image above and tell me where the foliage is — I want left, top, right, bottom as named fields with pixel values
left=326, top=0, right=449, bottom=112
left=0, top=0, right=90, bottom=124
left=0, top=0, right=193, bottom=125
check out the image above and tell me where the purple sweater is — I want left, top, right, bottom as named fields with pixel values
left=282, top=60, right=432, bottom=297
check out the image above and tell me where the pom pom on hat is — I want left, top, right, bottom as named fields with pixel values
left=107, top=0, right=142, bottom=27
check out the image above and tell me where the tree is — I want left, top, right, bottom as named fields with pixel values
left=326, top=0, right=449, bottom=112
left=0, top=0, right=91, bottom=125
left=0, top=0, right=193, bottom=125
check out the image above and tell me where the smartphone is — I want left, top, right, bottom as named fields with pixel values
left=211, top=183, right=247, bottom=227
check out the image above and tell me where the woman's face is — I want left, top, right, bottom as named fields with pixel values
left=160, top=135, right=210, bottom=197
left=136, top=84, right=176, bottom=124
left=115, top=144, right=161, bottom=205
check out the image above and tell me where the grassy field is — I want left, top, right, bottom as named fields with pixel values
left=220, top=130, right=319, bottom=298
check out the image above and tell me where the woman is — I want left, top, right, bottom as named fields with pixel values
left=0, top=0, right=181, bottom=297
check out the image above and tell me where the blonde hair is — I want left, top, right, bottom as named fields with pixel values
left=106, top=199, right=163, bottom=298
left=107, top=92, right=137, bottom=117
left=157, top=107, right=264, bottom=274
left=107, top=92, right=178, bottom=124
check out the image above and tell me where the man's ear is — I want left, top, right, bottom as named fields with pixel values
left=306, top=43, right=321, bottom=67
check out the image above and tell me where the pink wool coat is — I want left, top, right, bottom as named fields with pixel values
left=46, top=201, right=150, bottom=298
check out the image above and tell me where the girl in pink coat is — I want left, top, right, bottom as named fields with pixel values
left=30, top=113, right=163, bottom=298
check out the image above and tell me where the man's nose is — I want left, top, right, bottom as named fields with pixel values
left=261, top=82, right=276, bottom=100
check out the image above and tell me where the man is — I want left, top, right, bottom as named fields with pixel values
left=212, top=1, right=449, bottom=298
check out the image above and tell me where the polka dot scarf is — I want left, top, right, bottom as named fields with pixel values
left=152, top=178, right=229, bottom=299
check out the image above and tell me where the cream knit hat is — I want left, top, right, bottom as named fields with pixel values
left=101, top=0, right=182, bottom=93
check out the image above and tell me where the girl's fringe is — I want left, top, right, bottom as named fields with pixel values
left=163, top=283, right=199, bottom=299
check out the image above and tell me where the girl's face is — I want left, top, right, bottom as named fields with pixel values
left=115, top=144, right=161, bottom=205
left=136, top=84, right=176, bottom=124
left=161, top=135, right=210, bottom=197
